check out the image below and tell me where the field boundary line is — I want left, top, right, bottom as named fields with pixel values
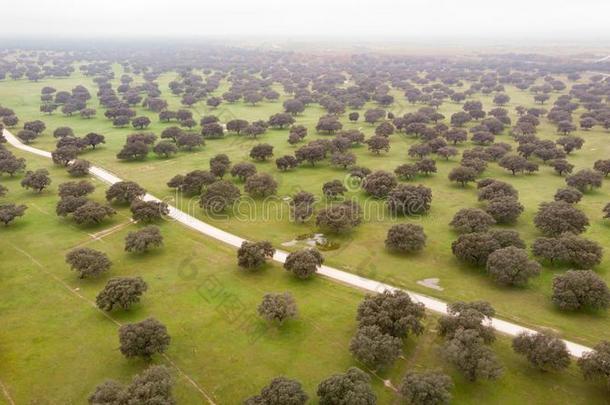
left=7, top=241, right=121, bottom=325
left=0, top=378, right=15, bottom=405
left=5, top=241, right=217, bottom=404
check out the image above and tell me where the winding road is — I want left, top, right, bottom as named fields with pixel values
left=3, top=129, right=594, bottom=358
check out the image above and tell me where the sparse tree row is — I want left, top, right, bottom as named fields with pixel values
left=52, top=178, right=173, bottom=403
left=0, top=142, right=29, bottom=225
left=0, top=140, right=175, bottom=399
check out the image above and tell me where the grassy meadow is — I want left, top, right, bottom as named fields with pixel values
left=0, top=152, right=607, bottom=403
left=1, top=65, right=609, bottom=403
left=1, top=67, right=608, bottom=346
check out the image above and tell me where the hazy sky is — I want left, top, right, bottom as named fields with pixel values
left=2, top=0, right=610, bottom=40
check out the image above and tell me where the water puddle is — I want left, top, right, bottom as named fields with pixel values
left=281, top=233, right=341, bottom=251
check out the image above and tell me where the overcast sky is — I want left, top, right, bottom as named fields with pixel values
left=2, top=0, right=609, bottom=41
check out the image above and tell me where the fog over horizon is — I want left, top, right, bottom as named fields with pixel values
left=2, top=0, right=610, bottom=44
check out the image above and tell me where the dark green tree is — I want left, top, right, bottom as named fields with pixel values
left=317, top=367, right=376, bottom=405
left=284, top=249, right=324, bottom=279
left=245, top=376, right=308, bottom=405
left=399, top=371, right=453, bottom=405
left=257, top=292, right=298, bottom=325
left=199, top=180, right=240, bottom=212
left=552, top=270, right=610, bottom=311
left=66, top=247, right=112, bottom=278
left=385, top=223, right=427, bottom=253
left=96, top=277, right=148, bottom=311
left=512, top=331, right=570, bottom=372
left=316, top=202, right=362, bottom=233
left=237, top=240, right=275, bottom=269
left=130, top=200, right=169, bottom=222
left=486, top=247, right=541, bottom=286
left=72, top=201, right=116, bottom=225
left=534, top=201, right=589, bottom=236
left=124, top=226, right=163, bottom=253
left=349, top=325, right=402, bottom=369
left=0, top=203, right=27, bottom=225
left=21, top=169, right=51, bottom=193
left=450, top=208, right=495, bottom=233
left=119, top=318, right=171, bottom=359
left=357, top=290, right=425, bottom=338
left=106, top=181, right=146, bottom=204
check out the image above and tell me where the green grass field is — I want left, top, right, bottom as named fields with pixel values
left=1, top=65, right=610, bottom=403
left=1, top=152, right=608, bottom=404
left=0, top=150, right=390, bottom=403
left=2, top=67, right=609, bottom=347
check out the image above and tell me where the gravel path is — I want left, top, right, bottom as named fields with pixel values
left=3, top=129, right=594, bottom=358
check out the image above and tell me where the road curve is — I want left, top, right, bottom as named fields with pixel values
left=3, top=129, right=593, bottom=358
